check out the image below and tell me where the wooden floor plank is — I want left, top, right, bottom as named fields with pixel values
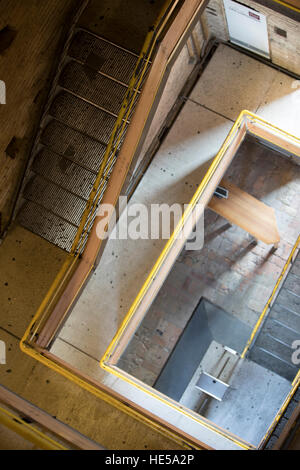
left=208, top=179, right=280, bottom=245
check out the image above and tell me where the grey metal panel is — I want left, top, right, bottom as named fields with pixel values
left=195, top=372, right=229, bottom=401
left=153, top=299, right=251, bottom=402
left=153, top=299, right=214, bottom=402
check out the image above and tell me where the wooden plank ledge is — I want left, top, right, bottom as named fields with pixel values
left=208, top=179, right=280, bottom=245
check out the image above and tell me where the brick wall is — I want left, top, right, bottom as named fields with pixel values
left=130, top=0, right=299, bottom=185
left=202, top=0, right=300, bottom=74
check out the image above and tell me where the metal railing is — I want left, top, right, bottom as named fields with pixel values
left=20, top=0, right=216, bottom=451
left=101, top=110, right=300, bottom=450
left=241, top=234, right=300, bottom=358
left=70, top=0, right=180, bottom=256
left=0, top=385, right=105, bottom=450
left=24, top=0, right=183, bottom=345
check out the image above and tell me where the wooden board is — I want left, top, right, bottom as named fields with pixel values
left=0, top=385, right=105, bottom=450
left=208, top=179, right=280, bottom=245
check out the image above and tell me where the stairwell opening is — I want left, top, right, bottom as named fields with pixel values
left=102, top=111, right=300, bottom=449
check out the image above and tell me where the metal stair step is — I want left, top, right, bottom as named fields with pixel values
left=18, top=201, right=78, bottom=252
left=283, top=272, right=300, bottom=297
left=271, top=415, right=289, bottom=438
left=49, top=92, right=121, bottom=144
left=68, top=30, right=138, bottom=85
left=254, top=330, right=295, bottom=365
left=23, top=176, right=86, bottom=226
left=263, top=316, right=300, bottom=345
left=271, top=303, right=300, bottom=333
left=290, top=255, right=300, bottom=277
left=249, top=251, right=300, bottom=383
left=59, top=60, right=136, bottom=118
left=294, top=387, right=300, bottom=402
left=249, top=345, right=298, bottom=382
left=41, top=120, right=107, bottom=173
left=16, top=28, right=140, bottom=252
left=264, top=435, right=280, bottom=449
left=32, top=148, right=96, bottom=200
left=275, top=288, right=300, bottom=316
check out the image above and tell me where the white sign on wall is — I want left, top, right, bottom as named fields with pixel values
left=0, top=340, right=6, bottom=364
left=0, top=81, right=6, bottom=104
left=223, top=0, right=270, bottom=58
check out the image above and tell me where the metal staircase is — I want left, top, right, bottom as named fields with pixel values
left=263, top=386, right=300, bottom=449
left=16, top=29, right=143, bottom=252
left=248, top=251, right=300, bottom=382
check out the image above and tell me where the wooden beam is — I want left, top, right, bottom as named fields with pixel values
left=108, top=122, right=247, bottom=364
left=208, top=179, right=280, bottom=245
left=0, top=385, right=105, bottom=450
left=247, top=122, right=300, bottom=158
left=42, top=350, right=210, bottom=450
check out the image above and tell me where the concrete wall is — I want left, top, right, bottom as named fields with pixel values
left=202, top=0, right=300, bottom=74
left=131, top=0, right=299, bottom=186
left=131, top=20, right=206, bottom=178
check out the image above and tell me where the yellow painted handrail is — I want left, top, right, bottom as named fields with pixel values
left=0, top=406, right=67, bottom=450
left=24, top=0, right=181, bottom=343
left=100, top=110, right=300, bottom=450
left=102, top=109, right=248, bottom=363
left=71, top=0, right=180, bottom=256
left=242, top=234, right=300, bottom=358
left=102, top=109, right=300, bottom=362
left=271, top=0, right=300, bottom=13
